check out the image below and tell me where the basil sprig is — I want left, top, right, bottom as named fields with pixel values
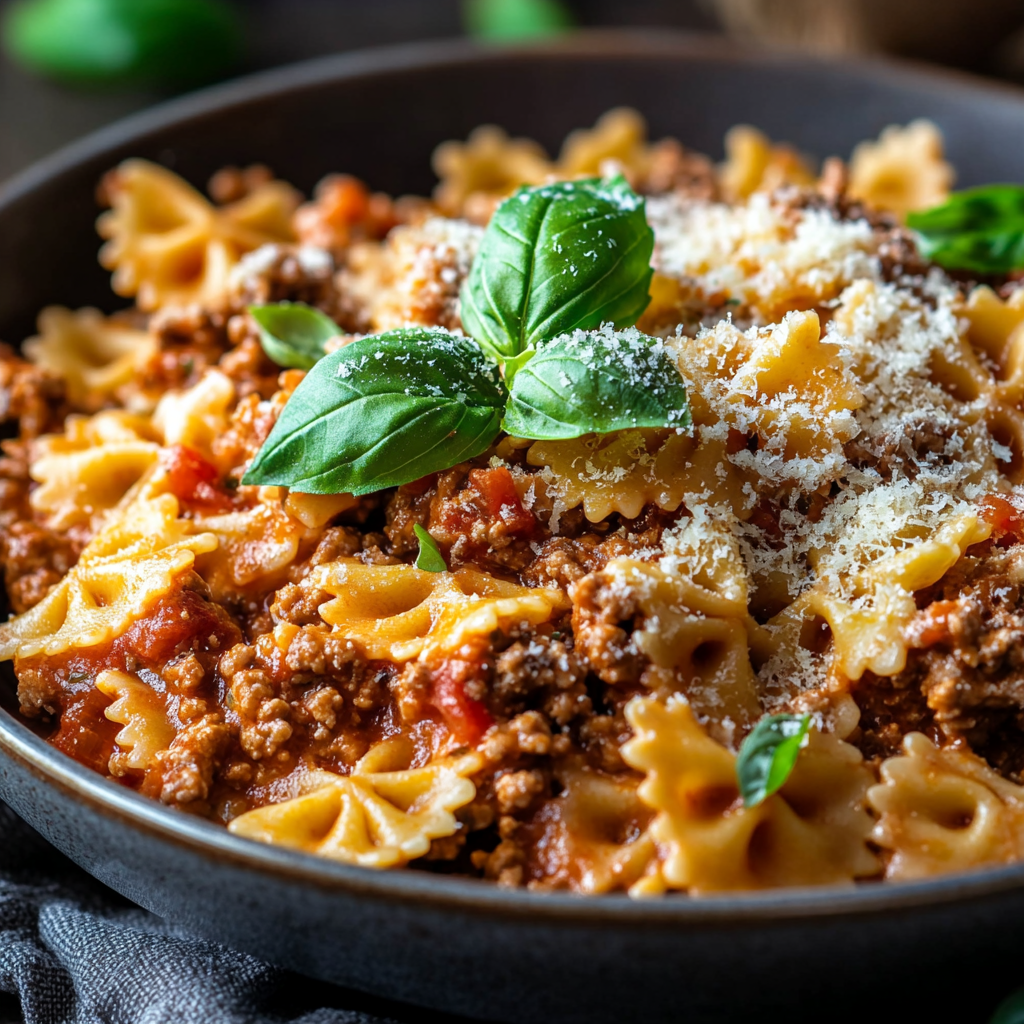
left=735, top=713, right=811, bottom=807
left=503, top=326, right=691, bottom=440
left=907, top=185, right=1024, bottom=274
left=460, top=175, right=655, bottom=362
left=243, top=328, right=506, bottom=495
left=414, top=524, right=448, bottom=572
left=244, top=176, right=691, bottom=497
left=251, top=302, right=340, bottom=370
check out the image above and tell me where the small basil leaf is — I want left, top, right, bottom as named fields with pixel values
left=906, top=185, right=1024, bottom=274
left=243, top=327, right=506, bottom=495
left=460, top=175, right=654, bottom=360
left=413, top=524, right=448, bottom=572
left=501, top=326, right=691, bottom=440
left=735, top=714, right=812, bottom=808
left=250, top=302, right=340, bottom=371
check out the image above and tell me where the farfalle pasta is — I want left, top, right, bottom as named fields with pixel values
left=5, top=112, right=1024, bottom=897
left=622, top=696, right=878, bottom=892
left=23, top=306, right=156, bottom=413
left=847, top=119, right=954, bottom=219
left=869, top=733, right=1024, bottom=878
left=718, top=124, right=816, bottom=202
left=228, top=751, right=482, bottom=868
left=0, top=485, right=216, bottom=661
left=28, top=409, right=161, bottom=529
left=96, top=669, right=175, bottom=777
left=98, top=158, right=299, bottom=310
left=312, top=560, right=569, bottom=662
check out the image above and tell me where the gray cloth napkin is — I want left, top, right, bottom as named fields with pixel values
left=0, top=804, right=412, bottom=1024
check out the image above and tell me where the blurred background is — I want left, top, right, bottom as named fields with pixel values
left=4, top=0, right=1024, bottom=183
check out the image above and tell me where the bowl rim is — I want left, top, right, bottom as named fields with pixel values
left=6, top=27, right=1024, bottom=208
left=5, top=29, right=1024, bottom=925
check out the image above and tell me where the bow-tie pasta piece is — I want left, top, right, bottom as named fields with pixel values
left=0, top=489, right=217, bottom=661
left=556, top=107, right=656, bottom=180
left=29, top=410, right=162, bottom=531
left=963, top=286, right=1024, bottom=381
left=869, top=733, right=1024, bottom=879
left=228, top=753, right=482, bottom=868
left=621, top=696, right=879, bottom=893
left=522, top=760, right=656, bottom=893
left=192, top=498, right=309, bottom=600
left=95, top=670, right=176, bottom=777
left=312, top=560, right=569, bottom=663
left=23, top=306, right=156, bottom=414
left=805, top=512, right=991, bottom=681
left=847, top=120, right=953, bottom=220
left=432, top=125, right=552, bottom=219
left=717, top=125, right=815, bottom=202
left=584, top=556, right=761, bottom=732
left=947, top=286, right=1024, bottom=479
left=676, top=311, right=864, bottom=493
left=527, top=429, right=711, bottom=523
left=152, top=370, right=236, bottom=460
left=98, top=159, right=299, bottom=311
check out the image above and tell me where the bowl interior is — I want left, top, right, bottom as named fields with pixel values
left=5, top=30, right=1024, bottom=917
left=4, top=31, right=1024, bottom=346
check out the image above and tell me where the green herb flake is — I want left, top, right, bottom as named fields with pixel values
left=414, top=524, right=448, bottom=572
left=460, top=175, right=654, bottom=362
left=502, top=325, right=691, bottom=440
left=906, top=184, right=1024, bottom=274
left=242, top=327, right=507, bottom=495
left=250, top=302, right=340, bottom=371
left=735, top=713, right=812, bottom=807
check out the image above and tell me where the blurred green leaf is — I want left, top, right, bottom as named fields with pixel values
left=991, top=988, right=1024, bottom=1024
left=3, top=0, right=242, bottom=86
left=463, top=0, right=572, bottom=41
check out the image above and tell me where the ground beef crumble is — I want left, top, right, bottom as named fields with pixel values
left=13, top=134, right=1024, bottom=897
left=852, top=546, right=1024, bottom=778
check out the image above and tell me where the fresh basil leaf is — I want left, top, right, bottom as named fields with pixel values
left=413, top=524, right=448, bottom=572
left=243, top=327, right=506, bottom=495
left=736, top=714, right=812, bottom=808
left=460, top=175, right=654, bottom=361
left=906, top=185, right=1024, bottom=274
left=250, top=302, right=340, bottom=371
left=501, top=326, right=691, bottom=440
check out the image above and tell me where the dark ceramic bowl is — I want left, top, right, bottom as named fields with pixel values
left=4, top=32, right=1024, bottom=1024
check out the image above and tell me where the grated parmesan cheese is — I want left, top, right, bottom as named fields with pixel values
left=556, top=189, right=1022, bottom=710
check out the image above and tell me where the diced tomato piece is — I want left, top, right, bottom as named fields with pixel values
left=118, top=588, right=241, bottom=665
left=49, top=686, right=121, bottom=775
left=906, top=599, right=960, bottom=649
left=160, top=444, right=234, bottom=512
left=322, top=175, right=371, bottom=228
left=467, top=466, right=536, bottom=536
left=429, top=659, right=494, bottom=747
left=979, top=494, right=1024, bottom=547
